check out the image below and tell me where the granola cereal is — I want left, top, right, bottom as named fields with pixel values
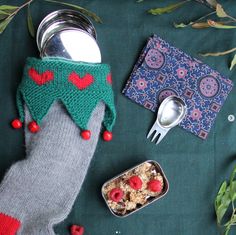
left=102, top=161, right=168, bottom=216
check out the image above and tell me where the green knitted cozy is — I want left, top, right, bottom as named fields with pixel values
left=16, top=57, right=116, bottom=131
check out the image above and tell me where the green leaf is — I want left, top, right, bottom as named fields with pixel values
left=148, top=0, right=189, bottom=15
left=216, top=4, right=228, bottom=18
left=215, top=167, right=236, bottom=235
left=0, top=16, right=13, bottom=34
left=225, top=225, right=231, bottom=235
left=0, top=5, right=18, bottom=19
left=216, top=186, right=231, bottom=224
left=230, top=181, right=236, bottom=201
left=215, top=181, right=227, bottom=210
left=207, top=20, right=236, bottom=29
left=27, top=4, right=35, bottom=38
left=0, top=5, right=18, bottom=11
left=231, top=214, right=236, bottom=223
left=230, top=166, right=236, bottom=196
left=0, top=16, right=6, bottom=21
left=44, top=0, right=102, bottom=23
left=230, top=54, right=236, bottom=71
left=0, top=10, right=10, bottom=15
left=0, top=10, right=8, bottom=20
left=174, top=22, right=189, bottom=28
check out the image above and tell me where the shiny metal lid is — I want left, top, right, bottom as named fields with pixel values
left=36, top=9, right=101, bottom=63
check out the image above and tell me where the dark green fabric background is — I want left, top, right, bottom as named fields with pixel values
left=0, top=0, right=236, bottom=234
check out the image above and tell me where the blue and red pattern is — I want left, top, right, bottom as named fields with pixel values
left=123, top=35, right=233, bottom=139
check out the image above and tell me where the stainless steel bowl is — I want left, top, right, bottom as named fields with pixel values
left=36, top=9, right=101, bottom=63
left=37, top=9, right=97, bottom=51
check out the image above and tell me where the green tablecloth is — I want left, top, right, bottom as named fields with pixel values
left=0, top=0, right=236, bottom=234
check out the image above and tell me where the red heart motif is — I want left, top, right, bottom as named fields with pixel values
left=69, top=72, right=94, bottom=90
left=70, top=225, right=84, bottom=235
left=28, top=68, right=54, bottom=86
left=106, top=73, right=112, bottom=85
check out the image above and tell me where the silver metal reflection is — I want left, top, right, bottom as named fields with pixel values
left=36, top=9, right=101, bottom=63
left=147, top=96, right=187, bottom=145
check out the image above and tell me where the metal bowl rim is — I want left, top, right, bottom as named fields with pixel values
left=40, top=27, right=101, bottom=62
left=36, top=9, right=96, bottom=52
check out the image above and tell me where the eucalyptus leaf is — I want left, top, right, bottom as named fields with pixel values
left=216, top=4, right=228, bottom=18
left=44, top=0, right=102, bottom=23
left=0, top=10, right=8, bottom=20
left=230, top=53, right=236, bottom=70
left=0, top=5, right=18, bottom=11
left=192, top=22, right=210, bottom=29
left=148, top=0, right=189, bottom=15
left=27, top=4, right=35, bottom=37
left=215, top=181, right=227, bottom=211
left=0, top=16, right=6, bottom=21
left=225, top=225, right=231, bottom=235
left=216, top=186, right=231, bottom=224
left=0, top=16, right=13, bottom=34
left=207, top=20, right=236, bottom=29
left=231, top=214, right=236, bottom=223
left=229, top=166, right=236, bottom=199
left=0, top=10, right=9, bottom=15
left=215, top=167, right=236, bottom=235
left=230, top=181, right=236, bottom=201
left=174, top=22, right=189, bottom=28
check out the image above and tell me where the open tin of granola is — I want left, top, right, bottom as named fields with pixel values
left=101, top=160, right=169, bottom=217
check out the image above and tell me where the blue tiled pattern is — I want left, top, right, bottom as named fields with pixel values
left=123, top=35, right=233, bottom=139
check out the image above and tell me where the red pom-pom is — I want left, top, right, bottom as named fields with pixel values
left=147, top=179, right=162, bottom=193
left=28, top=121, right=40, bottom=133
left=109, top=188, right=124, bottom=202
left=81, top=130, right=91, bottom=140
left=11, top=119, right=22, bottom=129
left=128, top=175, right=143, bottom=190
left=103, top=131, right=113, bottom=142
left=70, top=225, right=84, bottom=235
left=106, top=73, right=112, bottom=84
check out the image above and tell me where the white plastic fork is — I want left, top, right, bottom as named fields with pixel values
left=147, top=96, right=187, bottom=145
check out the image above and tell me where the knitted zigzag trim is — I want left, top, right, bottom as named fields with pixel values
left=16, top=57, right=116, bottom=131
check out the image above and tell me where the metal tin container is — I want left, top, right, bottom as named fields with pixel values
left=101, top=160, right=169, bottom=217
left=36, top=9, right=101, bottom=63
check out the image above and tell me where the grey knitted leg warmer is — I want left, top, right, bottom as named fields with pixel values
left=0, top=101, right=105, bottom=235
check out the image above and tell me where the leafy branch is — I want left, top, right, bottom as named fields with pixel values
left=142, top=0, right=236, bottom=70
left=0, top=3, right=30, bottom=34
left=215, top=166, right=236, bottom=235
left=0, top=0, right=101, bottom=36
left=146, top=0, right=236, bottom=29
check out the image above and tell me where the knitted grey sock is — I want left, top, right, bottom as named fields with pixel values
left=0, top=101, right=105, bottom=235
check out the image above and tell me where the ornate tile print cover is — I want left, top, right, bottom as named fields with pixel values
left=123, top=35, right=233, bottom=139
